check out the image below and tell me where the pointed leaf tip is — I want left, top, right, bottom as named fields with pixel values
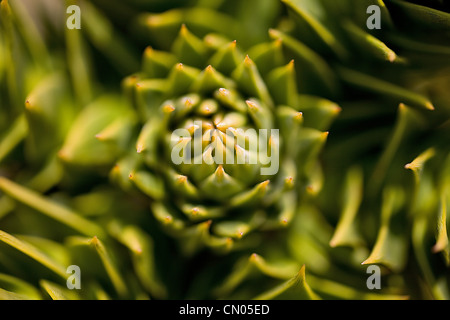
left=176, top=175, right=188, bottom=184
left=294, top=112, right=303, bottom=122
left=246, top=100, right=258, bottom=111
left=215, top=165, right=225, bottom=182
left=244, top=55, right=253, bottom=66
left=258, top=180, right=270, bottom=190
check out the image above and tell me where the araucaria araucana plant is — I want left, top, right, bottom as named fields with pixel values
left=0, top=0, right=449, bottom=300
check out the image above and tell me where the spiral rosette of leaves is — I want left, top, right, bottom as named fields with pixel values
left=0, top=0, right=339, bottom=300
left=116, top=14, right=340, bottom=256
left=1, top=0, right=449, bottom=301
